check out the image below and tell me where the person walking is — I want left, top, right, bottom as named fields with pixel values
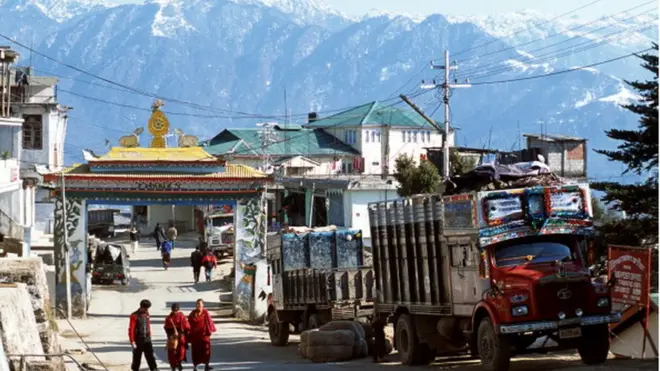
left=190, top=246, right=203, bottom=283
left=188, top=299, right=216, bottom=370
left=154, top=223, right=166, bottom=251
left=201, top=251, right=217, bottom=283
left=129, top=225, right=139, bottom=256
left=128, top=299, right=158, bottom=371
left=167, top=223, right=178, bottom=249
left=161, top=240, right=173, bottom=270
left=164, top=303, right=190, bottom=371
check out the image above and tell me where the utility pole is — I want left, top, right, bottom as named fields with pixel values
left=422, top=50, right=471, bottom=178
left=61, top=172, right=72, bottom=319
left=257, top=122, right=278, bottom=239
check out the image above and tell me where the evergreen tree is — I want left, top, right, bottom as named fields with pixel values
left=393, top=154, right=441, bottom=197
left=592, top=44, right=658, bottom=247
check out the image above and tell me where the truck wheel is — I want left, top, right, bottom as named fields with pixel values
left=395, top=314, right=426, bottom=365
left=269, top=321, right=290, bottom=346
left=477, top=317, right=511, bottom=371
left=578, top=324, right=609, bottom=365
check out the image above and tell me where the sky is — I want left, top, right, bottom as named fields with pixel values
left=107, top=0, right=625, bottom=18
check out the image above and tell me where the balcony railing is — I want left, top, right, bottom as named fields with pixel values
left=0, top=207, right=24, bottom=241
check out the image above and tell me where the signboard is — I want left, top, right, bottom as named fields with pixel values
left=549, top=191, right=584, bottom=215
left=443, top=194, right=477, bottom=235
left=485, top=197, right=523, bottom=224
left=608, top=245, right=652, bottom=310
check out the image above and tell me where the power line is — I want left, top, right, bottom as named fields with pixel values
left=464, top=21, right=657, bottom=82
left=457, top=10, right=657, bottom=81
left=467, top=47, right=654, bottom=86
left=455, top=1, right=656, bottom=66
left=450, top=0, right=607, bottom=58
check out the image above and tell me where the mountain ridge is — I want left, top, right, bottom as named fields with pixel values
left=0, top=0, right=656, bottom=181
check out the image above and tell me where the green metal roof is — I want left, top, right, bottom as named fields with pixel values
left=305, top=101, right=438, bottom=130
left=204, top=127, right=359, bottom=157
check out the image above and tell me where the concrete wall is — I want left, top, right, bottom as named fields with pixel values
left=527, top=138, right=586, bottom=178
left=343, top=189, right=392, bottom=246
left=0, top=283, right=45, bottom=369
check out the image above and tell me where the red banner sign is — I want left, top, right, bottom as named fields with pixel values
left=608, top=245, right=652, bottom=310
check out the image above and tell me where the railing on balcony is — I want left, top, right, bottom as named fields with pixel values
left=0, top=207, right=24, bottom=242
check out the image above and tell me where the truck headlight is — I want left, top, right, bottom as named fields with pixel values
left=596, top=298, right=609, bottom=308
left=512, top=305, right=528, bottom=317
left=509, top=293, right=529, bottom=304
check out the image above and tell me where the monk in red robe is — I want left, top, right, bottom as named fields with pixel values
left=188, top=298, right=216, bottom=370
left=164, top=303, right=190, bottom=371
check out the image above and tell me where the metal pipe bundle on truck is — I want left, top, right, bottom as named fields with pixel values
left=368, top=184, right=620, bottom=371
left=266, top=227, right=375, bottom=346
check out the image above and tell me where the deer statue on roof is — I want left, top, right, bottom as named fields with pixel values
left=118, top=127, right=144, bottom=148
left=174, top=128, right=199, bottom=148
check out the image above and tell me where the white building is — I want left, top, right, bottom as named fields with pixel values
left=11, top=67, right=71, bottom=239
left=0, top=47, right=27, bottom=256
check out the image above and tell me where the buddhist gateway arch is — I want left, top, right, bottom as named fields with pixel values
left=45, top=102, right=272, bottom=319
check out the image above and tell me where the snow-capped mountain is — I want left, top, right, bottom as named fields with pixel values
left=0, top=0, right=656, bottom=180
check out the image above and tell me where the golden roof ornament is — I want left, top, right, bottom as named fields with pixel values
left=148, top=99, right=170, bottom=148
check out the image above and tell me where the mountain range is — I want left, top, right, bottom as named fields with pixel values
left=0, top=0, right=657, bottom=180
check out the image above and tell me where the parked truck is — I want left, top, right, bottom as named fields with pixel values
left=368, top=183, right=620, bottom=371
left=87, top=208, right=118, bottom=238
left=266, top=227, right=374, bottom=346
left=204, top=212, right=234, bottom=258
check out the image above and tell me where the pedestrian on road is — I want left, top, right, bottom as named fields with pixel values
left=201, top=251, right=217, bottom=283
left=164, top=303, right=190, bottom=371
left=129, top=225, right=139, bottom=255
left=188, top=299, right=216, bottom=371
left=190, top=246, right=203, bottom=283
left=154, top=223, right=166, bottom=250
left=128, top=299, right=158, bottom=371
left=371, top=316, right=387, bottom=363
left=167, top=223, right=178, bottom=249
left=161, top=240, right=173, bottom=270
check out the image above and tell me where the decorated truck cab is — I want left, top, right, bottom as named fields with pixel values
left=368, top=183, right=620, bottom=371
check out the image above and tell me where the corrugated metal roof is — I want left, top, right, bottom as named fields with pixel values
left=204, top=127, right=359, bottom=157
left=91, top=147, right=218, bottom=162
left=52, top=163, right=268, bottom=179
left=523, top=133, right=586, bottom=142
left=304, top=101, right=438, bottom=129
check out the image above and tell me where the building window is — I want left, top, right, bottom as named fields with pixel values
left=413, top=131, right=417, bottom=143
left=365, top=130, right=370, bottom=143
left=376, top=131, right=381, bottom=143
left=344, top=130, right=357, bottom=144
left=427, top=131, right=431, bottom=142
left=402, top=131, right=405, bottom=142
left=371, top=131, right=375, bottom=143
left=23, top=115, right=43, bottom=150
left=342, top=162, right=353, bottom=173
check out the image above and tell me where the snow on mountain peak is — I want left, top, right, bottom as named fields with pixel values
left=228, top=0, right=348, bottom=24
left=147, top=0, right=195, bottom=38
left=8, top=0, right=107, bottom=22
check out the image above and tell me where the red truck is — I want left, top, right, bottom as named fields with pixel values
left=368, top=183, right=620, bottom=371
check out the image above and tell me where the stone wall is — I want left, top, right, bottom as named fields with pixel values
left=0, top=283, right=45, bottom=370
left=0, top=257, right=62, bottom=361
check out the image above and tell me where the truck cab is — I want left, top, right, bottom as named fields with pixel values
left=368, top=184, right=620, bottom=371
left=204, top=213, right=234, bottom=258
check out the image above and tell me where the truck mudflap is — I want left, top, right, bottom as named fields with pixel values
left=498, top=313, right=621, bottom=334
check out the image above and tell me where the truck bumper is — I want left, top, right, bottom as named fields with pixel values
left=498, top=313, right=621, bottom=334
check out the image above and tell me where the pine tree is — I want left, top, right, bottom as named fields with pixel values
left=592, top=44, right=658, bottom=247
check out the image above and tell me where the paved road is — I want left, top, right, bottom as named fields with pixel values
left=58, top=233, right=658, bottom=371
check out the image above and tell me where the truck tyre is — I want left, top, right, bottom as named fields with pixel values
left=269, top=321, right=290, bottom=346
left=477, top=317, right=511, bottom=371
left=578, top=324, right=609, bottom=365
left=395, top=314, right=426, bottom=365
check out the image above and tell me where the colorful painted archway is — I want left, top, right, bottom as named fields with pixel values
left=45, top=146, right=272, bottom=318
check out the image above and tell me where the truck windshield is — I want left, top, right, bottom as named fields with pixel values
left=210, top=217, right=233, bottom=227
left=494, top=241, right=573, bottom=267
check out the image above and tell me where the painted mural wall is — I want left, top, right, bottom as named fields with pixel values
left=233, top=197, right=268, bottom=320
left=53, top=197, right=88, bottom=318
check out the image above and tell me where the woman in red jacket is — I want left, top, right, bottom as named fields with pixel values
left=164, top=303, right=190, bottom=371
left=188, top=298, right=216, bottom=370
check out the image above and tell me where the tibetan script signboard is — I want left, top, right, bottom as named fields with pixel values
left=608, top=245, right=652, bottom=310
